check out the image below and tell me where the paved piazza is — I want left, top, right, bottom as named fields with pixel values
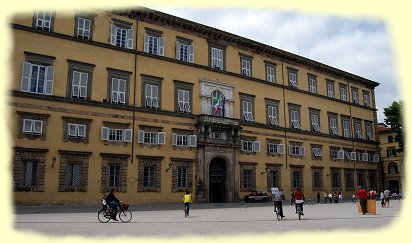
left=11, top=200, right=404, bottom=240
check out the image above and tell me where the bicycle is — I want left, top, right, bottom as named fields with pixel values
left=98, top=196, right=132, bottom=223
left=296, top=202, right=303, bottom=220
left=274, top=203, right=282, bottom=220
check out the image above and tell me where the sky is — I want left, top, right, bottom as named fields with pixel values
left=148, top=6, right=398, bottom=124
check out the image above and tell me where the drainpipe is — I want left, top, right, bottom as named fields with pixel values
left=131, top=14, right=139, bottom=164
left=281, top=58, right=288, bottom=170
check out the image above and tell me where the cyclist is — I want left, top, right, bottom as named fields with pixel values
left=272, top=187, right=285, bottom=218
left=106, top=188, right=120, bottom=221
left=294, top=187, right=305, bottom=215
left=182, top=191, right=192, bottom=217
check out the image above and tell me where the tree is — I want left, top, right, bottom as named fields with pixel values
left=383, top=101, right=403, bottom=152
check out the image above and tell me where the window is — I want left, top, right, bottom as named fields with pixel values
left=269, top=169, right=280, bottom=189
left=20, top=53, right=55, bottom=95
left=288, top=69, right=298, bottom=88
left=342, top=116, right=351, bottom=138
left=107, top=68, right=130, bottom=105
left=241, top=94, right=255, bottom=123
left=209, top=42, right=226, bottom=70
left=138, top=157, right=161, bottom=192
left=288, top=144, right=305, bottom=157
left=363, top=91, right=370, bottom=107
left=312, top=147, right=322, bottom=159
left=357, top=172, right=366, bottom=188
left=177, top=167, right=188, bottom=188
left=18, top=111, right=49, bottom=140
left=34, top=11, right=53, bottom=31
left=352, top=88, right=359, bottom=104
left=241, top=139, right=260, bottom=153
left=141, top=74, right=162, bottom=109
left=144, top=29, right=164, bottom=55
left=110, top=20, right=134, bottom=49
left=171, top=160, right=193, bottom=192
left=267, top=105, right=279, bottom=126
left=100, top=154, right=128, bottom=192
left=176, top=38, right=194, bottom=63
left=331, top=172, right=341, bottom=189
left=312, top=169, right=323, bottom=189
left=63, top=116, right=91, bottom=143
left=75, top=14, right=94, bottom=40
left=308, top=75, right=317, bottom=94
left=138, top=128, right=166, bottom=146
left=211, top=90, right=225, bottom=117
left=290, top=167, right=303, bottom=189
left=387, top=147, right=397, bottom=157
left=339, top=84, right=348, bottom=101
left=268, top=143, right=285, bottom=155
left=240, top=163, right=256, bottom=192
left=309, top=109, right=321, bottom=133
left=344, top=171, right=354, bottom=190
left=289, top=104, right=301, bottom=129
left=330, top=148, right=343, bottom=160
left=173, top=81, right=193, bottom=114
left=388, top=135, right=394, bottom=143
left=21, top=160, right=38, bottom=188
left=265, top=63, right=276, bottom=83
left=365, top=122, right=373, bottom=140
left=67, top=60, right=94, bottom=100
left=329, top=114, right=338, bottom=135
left=58, top=151, right=91, bottom=192
left=388, top=163, right=398, bottom=173
left=354, top=120, right=363, bottom=139
left=240, top=55, right=252, bottom=77
left=172, top=133, right=197, bottom=148
left=101, top=127, right=132, bottom=143
left=327, top=80, right=335, bottom=98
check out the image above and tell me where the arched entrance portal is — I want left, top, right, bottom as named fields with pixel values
left=209, top=157, right=226, bottom=203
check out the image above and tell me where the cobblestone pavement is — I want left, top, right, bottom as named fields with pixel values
left=12, top=200, right=403, bottom=239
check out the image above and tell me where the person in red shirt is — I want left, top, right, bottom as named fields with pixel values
left=356, top=186, right=368, bottom=214
left=294, top=187, right=305, bottom=215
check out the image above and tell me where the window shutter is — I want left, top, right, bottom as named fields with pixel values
left=68, top=123, right=77, bottom=136
left=241, top=140, right=244, bottom=151
left=138, top=130, right=145, bottom=143
left=189, top=45, right=194, bottom=63
left=118, top=79, right=126, bottom=104
left=123, top=129, right=133, bottom=142
left=22, top=119, right=32, bottom=133
left=44, top=66, right=54, bottom=95
left=189, top=135, right=197, bottom=147
left=152, top=85, right=159, bottom=107
left=126, top=29, right=134, bottom=49
left=350, top=152, right=356, bottom=160
left=144, top=32, right=149, bottom=53
left=158, top=37, right=165, bottom=56
left=79, top=73, right=88, bottom=98
left=288, top=145, right=293, bottom=155
left=110, top=24, right=117, bottom=45
left=277, top=144, right=285, bottom=154
left=157, top=132, right=166, bottom=145
left=253, top=141, right=260, bottom=152
left=21, top=62, right=31, bottom=92
left=362, top=152, right=369, bottom=161
left=72, top=71, right=80, bottom=97
left=78, top=124, right=86, bottom=138
left=299, top=146, right=305, bottom=156
left=176, top=41, right=181, bottom=60
left=101, top=127, right=109, bottom=141
left=111, top=78, right=119, bottom=103
left=337, top=150, right=345, bottom=159
left=33, top=120, right=43, bottom=134
left=373, top=153, right=380, bottom=162
left=172, top=133, right=177, bottom=146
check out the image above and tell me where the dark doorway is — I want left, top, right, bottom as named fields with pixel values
left=388, top=180, right=399, bottom=193
left=209, top=157, right=226, bottom=203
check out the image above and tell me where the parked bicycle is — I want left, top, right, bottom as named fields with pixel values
left=98, top=195, right=132, bottom=223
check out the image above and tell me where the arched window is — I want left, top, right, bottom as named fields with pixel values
left=388, top=163, right=398, bottom=174
left=211, top=90, right=225, bottom=117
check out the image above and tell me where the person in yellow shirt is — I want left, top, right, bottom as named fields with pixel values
left=182, top=191, right=192, bottom=217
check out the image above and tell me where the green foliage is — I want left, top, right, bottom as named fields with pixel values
left=384, top=101, right=403, bottom=152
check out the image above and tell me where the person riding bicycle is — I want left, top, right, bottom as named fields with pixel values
left=294, top=187, right=305, bottom=215
left=106, top=188, right=120, bottom=221
left=182, top=191, right=192, bottom=217
left=272, top=187, right=285, bottom=218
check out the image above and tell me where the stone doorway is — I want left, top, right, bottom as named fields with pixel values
left=209, top=157, right=226, bottom=203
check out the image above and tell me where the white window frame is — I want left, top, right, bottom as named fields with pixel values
left=266, top=65, right=275, bottom=83
left=110, top=23, right=134, bottom=49
left=311, top=113, right=320, bottom=132
left=71, top=71, right=88, bottom=99
left=268, top=143, right=285, bottom=155
left=343, top=120, right=350, bottom=138
left=331, top=149, right=338, bottom=160
left=364, top=92, right=370, bottom=107
left=241, top=140, right=260, bottom=153
left=366, top=124, right=373, bottom=140
left=144, top=32, right=164, bottom=56
left=77, top=17, right=91, bottom=39
left=68, top=123, right=86, bottom=138
left=312, top=147, right=322, bottom=157
left=327, top=82, right=335, bottom=98
left=337, top=150, right=345, bottom=160
left=173, top=133, right=197, bottom=148
left=145, top=84, right=159, bottom=108
left=111, top=78, right=126, bottom=104
left=355, top=122, right=363, bottom=139
left=176, top=41, right=194, bottom=63
left=330, top=117, right=338, bottom=135
left=20, top=62, right=54, bottom=95
left=362, top=152, right=369, bottom=161
left=340, top=86, right=348, bottom=101
left=137, top=130, right=165, bottom=145
left=291, top=110, right=300, bottom=129
left=101, top=127, right=132, bottom=142
left=22, top=119, right=43, bottom=135
left=242, top=101, right=254, bottom=122
left=289, top=72, right=298, bottom=87
left=268, top=105, right=279, bottom=126
left=309, top=77, right=317, bottom=93
left=178, top=89, right=191, bottom=113
left=211, top=47, right=223, bottom=70
left=35, top=11, right=52, bottom=30
left=289, top=145, right=305, bottom=156
left=241, top=59, right=251, bottom=77
left=352, top=89, right=359, bottom=104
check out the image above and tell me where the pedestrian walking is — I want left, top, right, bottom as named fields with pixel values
left=290, top=191, right=295, bottom=205
left=317, top=192, right=321, bottom=204
left=380, top=191, right=385, bottom=207
left=383, top=189, right=390, bottom=207
left=323, top=190, right=328, bottom=203
left=328, top=192, right=333, bottom=203
left=356, top=186, right=368, bottom=215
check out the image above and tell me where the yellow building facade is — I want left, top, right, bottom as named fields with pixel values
left=10, top=8, right=381, bottom=205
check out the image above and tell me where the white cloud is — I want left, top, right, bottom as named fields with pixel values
left=153, top=7, right=398, bottom=122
